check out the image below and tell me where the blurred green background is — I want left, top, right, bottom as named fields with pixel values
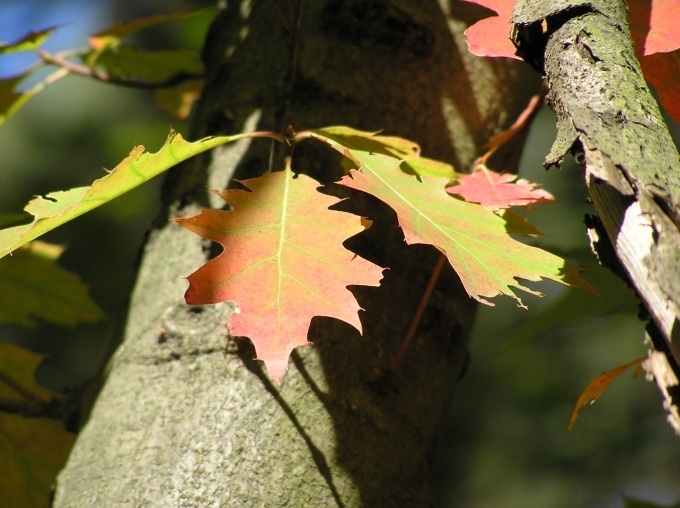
left=1, top=1, right=679, bottom=507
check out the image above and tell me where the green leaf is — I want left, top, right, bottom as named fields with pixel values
left=0, top=130, right=259, bottom=259
left=84, top=46, right=203, bottom=85
left=0, top=343, right=75, bottom=508
left=0, top=241, right=105, bottom=327
left=307, top=127, right=593, bottom=307
left=0, top=68, right=70, bottom=127
left=313, top=125, right=457, bottom=179
left=88, top=7, right=217, bottom=52
left=0, top=28, right=56, bottom=55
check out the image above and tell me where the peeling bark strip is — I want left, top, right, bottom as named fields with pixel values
left=511, top=0, right=680, bottom=433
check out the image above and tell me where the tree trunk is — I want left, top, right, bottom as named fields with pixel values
left=511, top=0, right=680, bottom=433
left=54, top=1, right=538, bottom=506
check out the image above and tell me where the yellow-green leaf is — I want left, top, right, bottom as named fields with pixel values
left=0, top=68, right=69, bottom=127
left=307, top=127, right=593, bottom=307
left=313, top=125, right=457, bottom=179
left=0, top=27, right=56, bottom=55
left=0, top=130, right=258, bottom=259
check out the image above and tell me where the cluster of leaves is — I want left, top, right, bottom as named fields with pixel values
left=463, top=0, right=680, bottom=122
left=0, top=7, right=216, bottom=126
left=1, top=2, right=678, bottom=505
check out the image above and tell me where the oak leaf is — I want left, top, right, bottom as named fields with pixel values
left=308, top=127, right=592, bottom=308
left=175, top=168, right=383, bottom=382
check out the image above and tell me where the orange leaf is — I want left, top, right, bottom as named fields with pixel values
left=567, top=355, right=646, bottom=433
left=461, top=0, right=520, bottom=59
left=175, top=168, right=383, bottom=383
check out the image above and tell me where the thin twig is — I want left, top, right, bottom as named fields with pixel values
left=269, top=0, right=290, bottom=30
left=267, top=0, right=304, bottom=173
left=390, top=253, right=447, bottom=372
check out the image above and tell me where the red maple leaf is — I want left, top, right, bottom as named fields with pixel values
left=446, top=164, right=554, bottom=209
left=175, top=169, right=383, bottom=382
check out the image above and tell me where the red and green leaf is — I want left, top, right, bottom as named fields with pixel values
left=175, top=167, right=383, bottom=382
left=307, top=127, right=592, bottom=307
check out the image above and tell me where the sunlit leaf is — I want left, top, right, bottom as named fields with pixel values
left=447, top=163, right=553, bottom=208
left=0, top=27, right=57, bottom=55
left=176, top=167, right=383, bottom=382
left=307, top=126, right=593, bottom=307
left=0, top=130, right=260, bottom=259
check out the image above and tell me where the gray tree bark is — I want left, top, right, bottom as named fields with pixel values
left=54, top=1, right=538, bottom=506
left=511, top=0, right=680, bottom=433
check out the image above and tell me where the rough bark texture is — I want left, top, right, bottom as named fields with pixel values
left=54, top=1, right=538, bottom=506
left=511, top=0, right=680, bottom=433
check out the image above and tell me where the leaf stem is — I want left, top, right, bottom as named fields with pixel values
left=37, top=48, right=204, bottom=89
left=390, top=253, right=447, bottom=372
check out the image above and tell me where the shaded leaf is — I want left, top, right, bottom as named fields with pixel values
left=176, top=168, right=383, bottom=383
left=567, top=355, right=646, bottom=432
left=0, top=27, right=56, bottom=55
left=447, top=163, right=553, bottom=208
left=314, top=125, right=456, bottom=179
left=0, top=241, right=105, bottom=327
left=308, top=127, right=593, bottom=307
left=0, top=343, right=75, bottom=508
left=83, top=45, right=203, bottom=85
left=0, top=343, right=54, bottom=403
left=88, top=7, right=216, bottom=51
left=154, top=79, right=204, bottom=119
left=0, top=130, right=258, bottom=259
left=624, top=497, right=680, bottom=508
